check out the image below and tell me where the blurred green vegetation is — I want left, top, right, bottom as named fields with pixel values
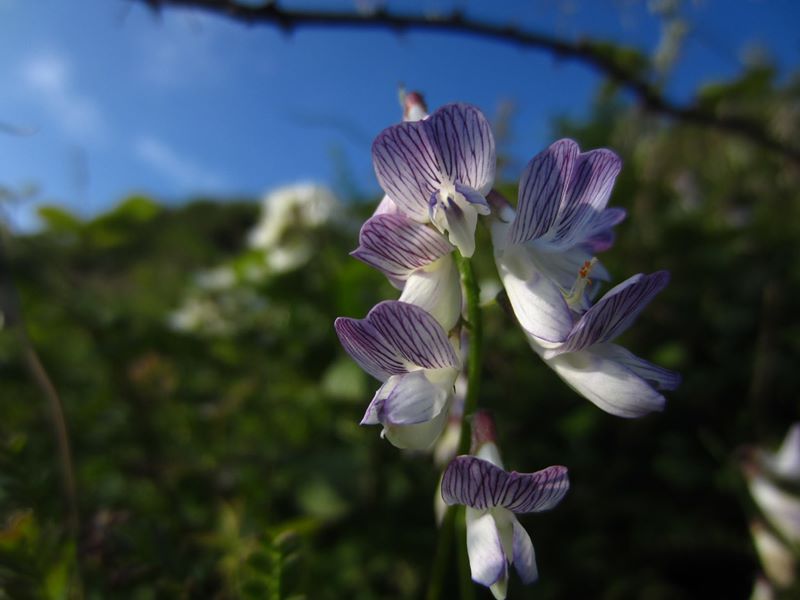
left=1, top=65, right=799, bottom=599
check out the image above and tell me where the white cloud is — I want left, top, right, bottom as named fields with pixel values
left=134, top=135, right=225, bottom=190
left=21, top=52, right=106, bottom=144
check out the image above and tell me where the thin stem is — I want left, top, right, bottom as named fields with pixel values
left=425, top=505, right=455, bottom=600
left=455, top=254, right=482, bottom=456
left=455, top=506, right=476, bottom=600
left=0, top=229, right=84, bottom=598
left=427, top=254, right=483, bottom=599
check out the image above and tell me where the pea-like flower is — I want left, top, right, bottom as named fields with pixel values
left=442, top=414, right=569, bottom=599
left=491, top=139, right=679, bottom=417
left=491, top=138, right=625, bottom=343
left=334, top=301, right=461, bottom=450
left=351, top=211, right=461, bottom=330
left=372, top=103, right=495, bottom=258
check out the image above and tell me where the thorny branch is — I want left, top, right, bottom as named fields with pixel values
left=138, top=0, right=800, bottom=164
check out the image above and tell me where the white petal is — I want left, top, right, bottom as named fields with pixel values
left=591, top=343, right=681, bottom=391
left=490, top=577, right=508, bottom=600
left=477, top=442, right=505, bottom=470
left=749, top=475, right=800, bottom=545
left=764, top=424, right=800, bottom=482
left=399, top=254, right=462, bottom=331
left=512, top=517, right=538, bottom=584
left=532, top=244, right=610, bottom=292
left=383, top=403, right=451, bottom=450
left=466, top=507, right=508, bottom=587
left=750, top=521, right=795, bottom=588
left=373, top=194, right=399, bottom=216
left=365, top=370, right=454, bottom=426
left=497, top=246, right=572, bottom=343
left=545, top=347, right=666, bottom=418
left=429, top=188, right=484, bottom=258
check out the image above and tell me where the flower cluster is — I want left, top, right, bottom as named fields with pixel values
left=334, top=93, right=680, bottom=597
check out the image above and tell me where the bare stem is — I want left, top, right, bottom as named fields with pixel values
left=427, top=254, right=482, bottom=598
left=138, top=0, right=800, bottom=164
left=455, top=253, right=482, bottom=456
left=0, top=230, right=84, bottom=598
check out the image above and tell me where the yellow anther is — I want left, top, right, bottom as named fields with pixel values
left=563, top=257, right=598, bottom=308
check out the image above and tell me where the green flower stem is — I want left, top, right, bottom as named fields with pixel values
left=426, top=505, right=455, bottom=600
left=428, top=254, right=483, bottom=600
left=455, top=253, right=482, bottom=456
left=455, top=505, right=476, bottom=600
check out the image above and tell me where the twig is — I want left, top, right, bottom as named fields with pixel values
left=137, top=0, right=800, bottom=163
left=0, top=228, right=84, bottom=598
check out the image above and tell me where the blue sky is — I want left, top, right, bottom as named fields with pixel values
left=0, top=0, right=798, bottom=230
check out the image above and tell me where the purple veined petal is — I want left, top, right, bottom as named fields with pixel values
left=466, top=507, right=508, bottom=587
left=497, top=251, right=573, bottom=343
left=372, top=121, right=442, bottom=221
left=399, top=254, right=462, bottom=332
left=498, top=466, right=570, bottom=513
left=369, top=370, right=454, bottom=426
left=592, top=343, right=681, bottom=390
left=584, top=229, right=616, bottom=253
left=334, top=316, right=408, bottom=381
left=581, top=207, right=626, bottom=253
left=368, top=301, right=460, bottom=370
left=351, top=213, right=454, bottom=286
left=551, top=271, right=670, bottom=356
left=442, top=456, right=570, bottom=514
left=508, top=139, right=579, bottom=247
left=549, top=149, right=622, bottom=249
left=584, top=206, right=627, bottom=238
left=512, top=518, right=538, bottom=584
left=545, top=346, right=667, bottom=417
left=424, top=103, right=496, bottom=195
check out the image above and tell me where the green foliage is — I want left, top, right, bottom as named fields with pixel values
left=2, top=67, right=800, bottom=599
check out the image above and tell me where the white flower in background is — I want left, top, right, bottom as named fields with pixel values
left=744, top=423, right=800, bottom=548
left=168, top=296, right=230, bottom=335
left=759, top=423, right=800, bottom=483
left=248, top=183, right=340, bottom=273
left=743, top=423, right=800, bottom=600
left=750, top=521, right=796, bottom=589
left=194, top=266, right=237, bottom=291
left=168, top=287, right=266, bottom=337
left=750, top=576, right=774, bottom=600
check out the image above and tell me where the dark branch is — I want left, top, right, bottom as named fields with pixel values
left=138, top=0, right=800, bottom=163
